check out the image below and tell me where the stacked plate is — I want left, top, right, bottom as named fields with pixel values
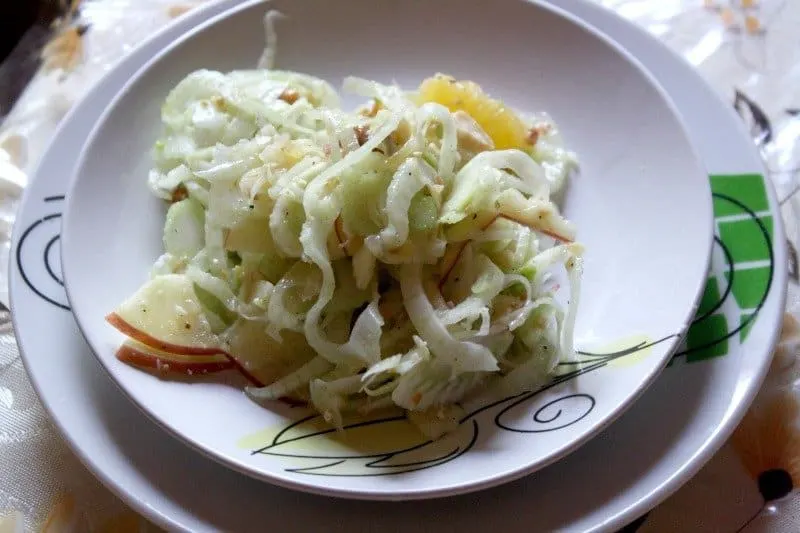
left=9, top=0, right=787, bottom=531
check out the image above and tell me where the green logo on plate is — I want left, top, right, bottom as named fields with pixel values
left=678, top=174, right=775, bottom=363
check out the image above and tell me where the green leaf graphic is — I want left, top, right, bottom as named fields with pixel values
left=680, top=174, right=775, bottom=361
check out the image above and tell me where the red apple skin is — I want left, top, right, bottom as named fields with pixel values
left=497, top=213, right=573, bottom=243
left=107, top=313, right=267, bottom=386
left=106, top=312, right=223, bottom=356
left=116, top=343, right=234, bottom=375
left=107, top=313, right=317, bottom=390
left=438, top=240, right=469, bottom=290
left=221, top=355, right=266, bottom=388
left=117, top=342, right=309, bottom=408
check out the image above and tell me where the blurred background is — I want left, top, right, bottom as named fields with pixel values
left=1, top=0, right=64, bottom=118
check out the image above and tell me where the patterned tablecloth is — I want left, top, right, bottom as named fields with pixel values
left=1, top=1, right=799, bottom=531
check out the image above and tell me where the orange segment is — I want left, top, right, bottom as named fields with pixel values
left=416, top=74, right=528, bottom=150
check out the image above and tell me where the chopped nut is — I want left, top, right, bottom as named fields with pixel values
left=526, top=123, right=552, bottom=146
left=278, top=88, right=300, bottom=104
left=211, top=95, right=226, bottom=111
left=354, top=125, right=370, bottom=146
left=360, top=99, right=383, bottom=117
left=170, top=184, right=188, bottom=203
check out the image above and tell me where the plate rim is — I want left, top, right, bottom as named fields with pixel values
left=57, top=0, right=715, bottom=500
left=556, top=0, right=787, bottom=527
left=7, top=0, right=786, bottom=530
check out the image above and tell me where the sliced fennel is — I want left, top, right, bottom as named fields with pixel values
left=108, top=20, right=583, bottom=441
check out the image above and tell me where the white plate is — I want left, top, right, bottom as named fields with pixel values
left=9, top=0, right=785, bottom=530
left=59, top=0, right=712, bottom=499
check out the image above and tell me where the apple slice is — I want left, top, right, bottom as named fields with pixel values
left=106, top=274, right=221, bottom=355
left=117, top=339, right=233, bottom=375
left=223, top=216, right=274, bottom=254
left=221, top=318, right=318, bottom=388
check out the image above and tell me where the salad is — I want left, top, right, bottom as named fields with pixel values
left=107, top=21, right=583, bottom=438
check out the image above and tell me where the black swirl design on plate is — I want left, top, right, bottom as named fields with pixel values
left=250, top=335, right=677, bottom=476
left=253, top=415, right=480, bottom=477
left=495, top=393, right=596, bottom=433
left=15, top=195, right=69, bottom=310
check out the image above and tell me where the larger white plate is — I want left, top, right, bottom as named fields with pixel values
left=9, top=0, right=786, bottom=530
left=59, top=0, right=712, bottom=500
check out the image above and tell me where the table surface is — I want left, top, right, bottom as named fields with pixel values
left=1, top=1, right=799, bottom=531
